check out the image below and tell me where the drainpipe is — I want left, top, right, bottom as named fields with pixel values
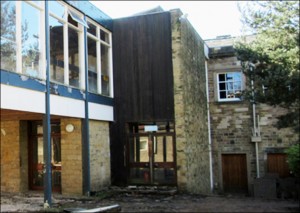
left=44, top=1, right=52, bottom=206
left=250, top=64, right=260, bottom=178
left=205, top=58, right=214, bottom=192
left=82, top=15, right=90, bottom=196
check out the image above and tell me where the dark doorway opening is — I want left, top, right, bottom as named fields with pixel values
left=127, top=122, right=177, bottom=185
left=28, top=121, right=61, bottom=192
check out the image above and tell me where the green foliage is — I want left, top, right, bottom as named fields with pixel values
left=235, top=1, right=299, bottom=131
left=285, top=144, right=300, bottom=177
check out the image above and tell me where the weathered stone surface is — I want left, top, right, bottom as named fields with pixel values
left=171, top=9, right=211, bottom=194
left=206, top=37, right=299, bottom=194
left=0, top=121, right=21, bottom=192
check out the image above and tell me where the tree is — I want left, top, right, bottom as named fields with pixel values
left=235, top=1, right=299, bottom=132
left=285, top=144, right=300, bottom=177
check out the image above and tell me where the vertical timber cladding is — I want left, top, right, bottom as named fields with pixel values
left=112, top=12, right=174, bottom=185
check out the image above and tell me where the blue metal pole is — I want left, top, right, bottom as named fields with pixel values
left=44, top=0, right=52, bottom=206
left=83, top=15, right=90, bottom=195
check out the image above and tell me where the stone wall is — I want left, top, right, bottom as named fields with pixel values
left=89, top=120, right=111, bottom=191
left=1, top=121, right=21, bottom=192
left=171, top=9, right=211, bottom=194
left=206, top=48, right=298, bottom=193
left=61, top=118, right=83, bottom=195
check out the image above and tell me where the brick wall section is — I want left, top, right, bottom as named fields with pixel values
left=171, top=9, right=211, bottom=194
left=207, top=51, right=299, bottom=193
left=61, top=118, right=83, bottom=195
left=89, top=120, right=111, bottom=191
left=1, top=121, right=21, bottom=192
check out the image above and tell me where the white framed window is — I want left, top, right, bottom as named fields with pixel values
left=1, top=0, right=113, bottom=97
left=217, top=72, right=243, bottom=102
left=87, top=17, right=113, bottom=97
left=49, top=1, right=85, bottom=89
left=1, top=1, right=45, bottom=79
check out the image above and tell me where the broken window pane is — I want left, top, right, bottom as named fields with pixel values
left=101, top=44, right=110, bottom=96
left=68, top=10, right=88, bottom=28
left=88, top=37, right=97, bottom=93
left=68, top=27, right=79, bottom=88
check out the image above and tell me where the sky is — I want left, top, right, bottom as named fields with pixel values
left=90, top=1, right=247, bottom=40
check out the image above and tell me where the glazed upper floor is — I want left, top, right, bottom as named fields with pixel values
left=1, top=0, right=113, bottom=97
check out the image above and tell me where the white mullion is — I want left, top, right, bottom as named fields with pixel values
left=63, top=6, right=69, bottom=85
left=16, top=1, right=22, bottom=73
left=49, top=12, right=65, bottom=23
left=97, top=26, right=102, bottom=94
left=24, top=0, right=42, bottom=10
left=217, top=74, right=221, bottom=101
left=87, top=33, right=98, bottom=41
left=99, top=41, right=110, bottom=47
left=40, top=1, right=46, bottom=79
left=79, top=24, right=85, bottom=90
left=108, top=32, right=114, bottom=97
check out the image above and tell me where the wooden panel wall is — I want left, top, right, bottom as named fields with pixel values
left=111, top=12, right=174, bottom=184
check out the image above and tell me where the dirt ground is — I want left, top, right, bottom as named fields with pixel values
left=1, top=187, right=299, bottom=212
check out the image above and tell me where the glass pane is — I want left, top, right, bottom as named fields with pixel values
left=226, top=73, right=234, bottom=81
left=37, top=124, right=43, bottom=134
left=154, top=136, right=173, bottom=163
left=233, top=82, right=241, bottom=90
left=227, top=82, right=233, bottom=90
left=233, top=72, right=241, bottom=81
left=227, top=90, right=235, bottom=98
left=138, top=137, right=149, bottom=162
left=219, top=82, right=226, bottom=90
left=0, top=1, right=16, bottom=72
left=22, top=2, right=41, bottom=78
left=100, top=30, right=109, bottom=43
left=218, top=74, right=225, bottom=82
left=154, top=137, right=163, bottom=162
left=87, top=21, right=97, bottom=36
left=166, top=136, right=173, bottom=162
left=37, top=137, right=44, bottom=164
left=101, top=44, right=110, bottom=96
left=220, top=91, right=226, bottom=99
left=49, top=1, right=65, bottom=18
left=129, top=168, right=151, bottom=184
left=50, top=16, right=64, bottom=83
left=88, top=37, right=97, bottom=93
left=68, top=27, right=80, bottom=87
left=154, top=168, right=175, bottom=184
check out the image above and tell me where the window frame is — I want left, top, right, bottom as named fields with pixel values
left=86, top=17, right=113, bottom=97
left=1, top=0, right=114, bottom=97
left=216, top=71, right=243, bottom=102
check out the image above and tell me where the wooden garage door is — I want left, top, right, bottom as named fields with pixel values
left=267, top=153, right=290, bottom=178
left=222, top=154, right=248, bottom=193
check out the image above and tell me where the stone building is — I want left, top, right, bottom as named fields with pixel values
left=205, top=35, right=298, bottom=195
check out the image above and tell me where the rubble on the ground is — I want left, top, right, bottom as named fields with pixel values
left=1, top=187, right=299, bottom=212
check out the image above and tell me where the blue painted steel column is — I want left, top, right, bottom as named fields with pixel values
left=83, top=15, right=91, bottom=195
left=43, top=0, right=52, bottom=206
